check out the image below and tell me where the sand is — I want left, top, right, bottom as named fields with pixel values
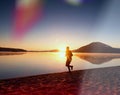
left=0, top=66, right=120, bottom=95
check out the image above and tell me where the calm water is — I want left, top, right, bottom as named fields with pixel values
left=0, top=52, right=120, bottom=79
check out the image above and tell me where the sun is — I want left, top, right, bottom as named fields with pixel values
left=58, top=47, right=66, bottom=52
left=58, top=47, right=66, bottom=58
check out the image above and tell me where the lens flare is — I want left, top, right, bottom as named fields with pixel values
left=65, top=0, right=83, bottom=6
left=13, top=0, right=43, bottom=39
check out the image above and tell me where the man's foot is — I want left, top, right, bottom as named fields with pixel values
left=71, top=66, right=73, bottom=70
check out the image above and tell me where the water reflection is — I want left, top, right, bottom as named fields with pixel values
left=75, top=53, right=120, bottom=64
left=0, top=52, right=26, bottom=56
left=0, top=52, right=66, bottom=79
left=0, top=52, right=120, bottom=79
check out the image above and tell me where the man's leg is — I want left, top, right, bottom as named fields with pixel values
left=67, top=66, right=71, bottom=72
left=70, top=65, right=73, bottom=70
left=66, top=59, right=71, bottom=72
left=69, top=59, right=73, bottom=70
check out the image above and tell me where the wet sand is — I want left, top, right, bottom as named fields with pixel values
left=0, top=66, right=120, bottom=95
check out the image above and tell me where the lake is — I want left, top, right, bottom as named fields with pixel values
left=0, top=52, right=120, bottom=79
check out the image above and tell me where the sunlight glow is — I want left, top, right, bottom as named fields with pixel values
left=58, top=46, right=66, bottom=58
left=58, top=52, right=65, bottom=58
left=58, top=47, right=66, bottom=52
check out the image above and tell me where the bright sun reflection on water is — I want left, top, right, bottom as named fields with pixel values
left=58, top=51, right=65, bottom=58
left=58, top=47, right=66, bottom=58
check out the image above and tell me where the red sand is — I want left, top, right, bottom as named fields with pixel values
left=0, top=66, right=120, bottom=95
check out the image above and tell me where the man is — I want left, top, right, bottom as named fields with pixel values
left=65, top=46, right=73, bottom=72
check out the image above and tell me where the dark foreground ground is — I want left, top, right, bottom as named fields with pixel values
left=0, top=66, right=120, bottom=95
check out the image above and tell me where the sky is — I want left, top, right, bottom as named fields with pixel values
left=0, top=0, right=120, bottom=50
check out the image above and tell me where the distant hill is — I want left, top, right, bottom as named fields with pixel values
left=0, top=47, right=27, bottom=52
left=43, top=49, right=59, bottom=52
left=29, top=49, right=59, bottom=52
left=73, top=42, right=120, bottom=53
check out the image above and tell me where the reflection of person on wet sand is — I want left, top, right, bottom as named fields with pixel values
left=65, top=46, right=73, bottom=72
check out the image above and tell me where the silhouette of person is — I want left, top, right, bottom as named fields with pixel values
left=65, top=46, right=73, bottom=72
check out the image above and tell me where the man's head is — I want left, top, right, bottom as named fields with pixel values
left=66, top=46, right=69, bottom=50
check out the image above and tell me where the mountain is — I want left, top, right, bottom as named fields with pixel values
left=73, top=42, right=120, bottom=53
left=0, top=47, right=27, bottom=52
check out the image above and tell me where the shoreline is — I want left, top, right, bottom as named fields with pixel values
left=0, top=66, right=120, bottom=95
left=0, top=66, right=118, bottom=81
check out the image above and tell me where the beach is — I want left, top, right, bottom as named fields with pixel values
left=0, top=66, right=120, bottom=95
